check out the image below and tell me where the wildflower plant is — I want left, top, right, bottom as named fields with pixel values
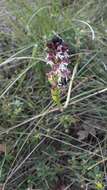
left=45, top=36, right=71, bottom=106
left=1, top=0, right=107, bottom=189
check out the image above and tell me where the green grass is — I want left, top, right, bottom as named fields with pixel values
left=0, top=0, right=107, bottom=189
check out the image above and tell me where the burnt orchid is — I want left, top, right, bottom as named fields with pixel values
left=45, top=36, right=71, bottom=106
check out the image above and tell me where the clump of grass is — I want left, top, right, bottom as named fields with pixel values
left=0, top=0, right=107, bottom=189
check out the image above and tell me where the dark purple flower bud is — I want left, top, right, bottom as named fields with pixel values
left=46, top=41, right=55, bottom=49
left=52, top=36, right=63, bottom=45
left=62, top=43, right=69, bottom=52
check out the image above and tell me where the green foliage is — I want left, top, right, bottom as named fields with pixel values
left=0, top=0, right=107, bottom=189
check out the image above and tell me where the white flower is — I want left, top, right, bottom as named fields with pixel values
left=59, top=63, right=67, bottom=71
left=63, top=51, right=69, bottom=59
left=45, top=54, right=54, bottom=66
left=56, top=51, right=65, bottom=60
left=57, top=45, right=63, bottom=51
left=47, top=60, right=54, bottom=66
